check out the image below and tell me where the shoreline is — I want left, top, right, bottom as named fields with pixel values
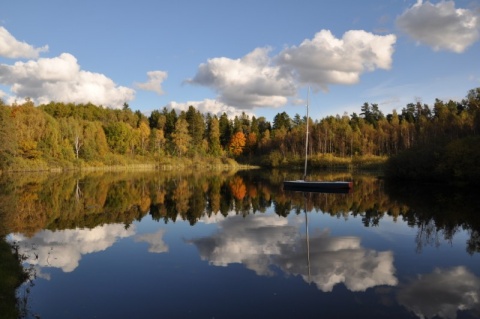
left=0, top=162, right=261, bottom=175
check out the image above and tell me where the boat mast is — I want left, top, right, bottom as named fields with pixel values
left=304, top=194, right=311, bottom=283
left=303, top=87, right=310, bottom=181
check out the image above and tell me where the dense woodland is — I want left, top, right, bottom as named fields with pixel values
left=0, top=87, right=479, bottom=183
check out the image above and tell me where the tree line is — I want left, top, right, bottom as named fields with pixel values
left=0, top=88, right=479, bottom=180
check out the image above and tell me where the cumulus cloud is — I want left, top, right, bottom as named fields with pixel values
left=164, top=98, right=254, bottom=119
left=396, top=0, right=480, bottom=53
left=0, top=26, right=48, bottom=59
left=187, top=214, right=397, bottom=291
left=135, top=70, right=168, bottom=95
left=9, top=224, right=135, bottom=272
left=135, top=229, right=169, bottom=253
left=0, top=26, right=134, bottom=107
left=0, top=52, right=135, bottom=108
left=277, top=30, right=396, bottom=90
left=188, top=30, right=396, bottom=109
left=398, top=266, right=480, bottom=319
left=187, top=47, right=296, bottom=109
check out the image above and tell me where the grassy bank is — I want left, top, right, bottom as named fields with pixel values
left=0, top=155, right=259, bottom=174
left=247, top=153, right=388, bottom=173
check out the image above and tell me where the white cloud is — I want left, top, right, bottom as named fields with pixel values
left=277, top=29, right=396, bottom=90
left=135, top=229, right=169, bottom=253
left=187, top=214, right=397, bottom=291
left=164, top=98, right=254, bottom=119
left=188, top=30, right=396, bottom=109
left=396, top=0, right=480, bottom=53
left=9, top=224, right=135, bottom=273
left=187, top=47, right=296, bottom=109
left=135, top=70, right=168, bottom=95
left=275, top=230, right=397, bottom=292
left=397, top=266, right=480, bottom=319
left=0, top=26, right=48, bottom=59
left=0, top=53, right=135, bottom=108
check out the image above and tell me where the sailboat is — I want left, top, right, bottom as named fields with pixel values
left=283, top=88, right=353, bottom=192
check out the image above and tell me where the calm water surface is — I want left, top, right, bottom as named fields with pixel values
left=2, top=170, right=479, bottom=318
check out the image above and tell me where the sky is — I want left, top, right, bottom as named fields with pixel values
left=1, top=0, right=479, bottom=122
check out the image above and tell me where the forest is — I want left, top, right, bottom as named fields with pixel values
left=0, top=87, right=479, bottom=184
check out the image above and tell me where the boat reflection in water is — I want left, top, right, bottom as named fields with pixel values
left=283, top=182, right=353, bottom=193
left=2, top=171, right=479, bottom=318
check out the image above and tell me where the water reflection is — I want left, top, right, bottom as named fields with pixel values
left=9, top=224, right=135, bottom=272
left=0, top=170, right=479, bottom=319
left=1, top=170, right=479, bottom=256
left=385, top=182, right=480, bottom=255
left=398, top=266, right=480, bottom=319
left=134, top=229, right=169, bottom=253
left=188, top=213, right=397, bottom=292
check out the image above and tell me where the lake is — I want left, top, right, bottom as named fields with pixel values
left=1, top=169, right=479, bottom=319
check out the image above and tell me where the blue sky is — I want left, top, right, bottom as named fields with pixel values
left=1, top=0, right=479, bottom=122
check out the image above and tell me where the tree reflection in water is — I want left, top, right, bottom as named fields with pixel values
left=0, top=170, right=479, bottom=254
left=0, top=169, right=479, bottom=318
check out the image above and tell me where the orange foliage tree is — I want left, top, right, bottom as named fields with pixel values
left=228, top=131, right=246, bottom=156
left=229, top=176, right=246, bottom=200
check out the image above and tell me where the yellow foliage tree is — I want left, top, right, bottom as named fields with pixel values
left=137, top=121, right=151, bottom=155
left=171, top=118, right=191, bottom=157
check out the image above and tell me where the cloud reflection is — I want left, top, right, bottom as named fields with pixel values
left=9, top=224, right=135, bottom=272
left=135, top=229, right=169, bottom=253
left=398, top=266, right=480, bottom=319
left=188, top=214, right=397, bottom=291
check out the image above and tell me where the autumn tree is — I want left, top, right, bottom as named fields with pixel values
left=137, top=121, right=151, bottom=155
left=148, top=128, right=166, bottom=156
left=80, top=121, right=109, bottom=161
left=0, top=105, right=17, bottom=168
left=104, top=122, right=134, bottom=154
left=171, top=118, right=191, bottom=157
left=228, top=131, right=246, bottom=156
left=272, top=126, right=288, bottom=157
left=245, top=132, right=258, bottom=155
left=207, top=115, right=222, bottom=156
left=229, top=176, right=246, bottom=200
left=12, top=101, right=48, bottom=159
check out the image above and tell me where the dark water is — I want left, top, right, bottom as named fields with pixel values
left=1, top=169, right=479, bottom=319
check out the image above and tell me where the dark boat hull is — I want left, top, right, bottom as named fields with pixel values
left=283, top=180, right=353, bottom=193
